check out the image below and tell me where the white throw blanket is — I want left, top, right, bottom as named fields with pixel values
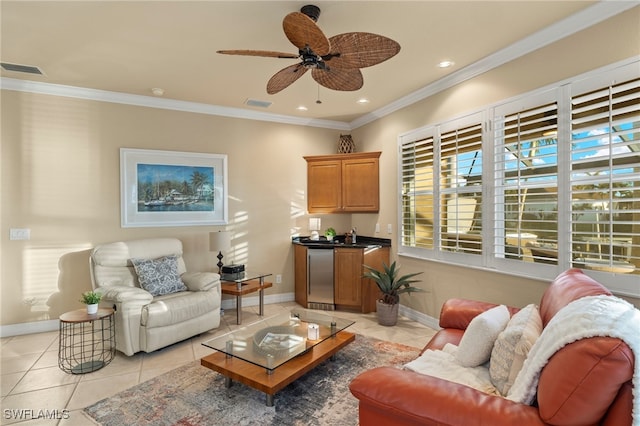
left=404, top=343, right=500, bottom=396
left=507, top=295, right=640, bottom=425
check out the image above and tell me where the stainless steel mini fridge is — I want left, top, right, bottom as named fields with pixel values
left=307, top=247, right=335, bottom=310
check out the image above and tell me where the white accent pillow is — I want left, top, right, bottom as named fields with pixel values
left=456, top=305, right=511, bottom=367
left=490, top=304, right=543, bottom=396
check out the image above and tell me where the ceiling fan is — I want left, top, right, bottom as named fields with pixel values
left=217, top=4, right=401, bottom=94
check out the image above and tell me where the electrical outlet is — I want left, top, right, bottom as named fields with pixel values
left=275, top=274, right=282, bottom=284
left=375, top=223, right=380, bottom=233
left=387, top=224, right=393, bottom=234
left=10, top=228, right=30, bottom=240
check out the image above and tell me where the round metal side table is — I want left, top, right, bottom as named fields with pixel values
left=58, top=308, right=116, bottom=374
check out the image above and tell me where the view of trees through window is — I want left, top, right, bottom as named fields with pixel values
left=495, top=103, right=559, bottom=263
left=569, top=77, right=639, bottom=274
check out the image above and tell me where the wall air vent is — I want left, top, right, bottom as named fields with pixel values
left=1, top=62, right=44, bottom=75
left=244, top=98, right=272, bottom=108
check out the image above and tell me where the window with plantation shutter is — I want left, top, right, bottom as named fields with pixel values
left=398, top=60, right=639, bottom=297
left=400, top=114, right=483, bottom=259
left=401, top=131, right=436, bottom=250
left=439, top=121, right=483, bottom=255
left=570, top=77, right=640, bottom=275
left=494, top=101, right=559, bottom=264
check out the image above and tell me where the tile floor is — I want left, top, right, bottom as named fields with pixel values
left=0, top=302, right=436, bottom=425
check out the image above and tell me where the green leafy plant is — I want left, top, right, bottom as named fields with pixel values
left=363, top=261, right=423, bottom=305
left=324, top=227, right=336, bottom=237
left=80, top=291, right=101, bottom=305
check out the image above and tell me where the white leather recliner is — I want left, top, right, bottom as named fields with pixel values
left=89, top=238, right=221, bottom=356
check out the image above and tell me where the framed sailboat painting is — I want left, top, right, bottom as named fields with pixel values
left=120, top=148, right=228, bottom=227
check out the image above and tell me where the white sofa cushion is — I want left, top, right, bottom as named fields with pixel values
left=182, top=271, right=220, bottom=291
left=91, top=238, right=189, bottom=289
left=141, top=290, right=219, bottom=328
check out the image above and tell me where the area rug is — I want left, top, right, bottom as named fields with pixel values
left=84, top=335, right=420, bottom=426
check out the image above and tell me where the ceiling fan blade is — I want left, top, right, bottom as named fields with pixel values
left=267, top=63, right=308, bottom=94
left=283, top=12, right=330, bottom=57
left=217, top=50, right=299, bottom=59
left=325, top=32, right=401, bottom=69
left=311, top=67, right=363, bottom=92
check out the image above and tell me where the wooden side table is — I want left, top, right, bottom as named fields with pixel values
left=58, top=308, right=116, bottom=374
left=220, top=272, right=272, bottom=324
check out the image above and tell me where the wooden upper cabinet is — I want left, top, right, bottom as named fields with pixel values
left=342, top=155, right=380, bottom=212
left=306, top=159, right=342, bottom=212
left=305, top=151, right=381, bottom=213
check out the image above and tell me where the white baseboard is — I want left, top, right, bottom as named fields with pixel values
left=222, top=293, right=441, bottom=330
left=0, top=319, right=59, bottom=338
left=220, top=292, right=296, bottom=311
left=2, top=293, right=439, bottom=337
left=399, top=304, right=441, bottom=330
left=0, top=294, right=297, bottom=338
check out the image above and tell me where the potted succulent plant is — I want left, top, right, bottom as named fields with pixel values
left=324, top=227, right=337, bottom=241
left=80, top=291, right=102, bottom=314
left=363, top=261, right=423, bottom=326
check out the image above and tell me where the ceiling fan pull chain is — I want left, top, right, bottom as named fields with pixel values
left=316, top=84, right=322, bottom=104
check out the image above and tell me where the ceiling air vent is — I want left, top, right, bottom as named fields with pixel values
left=244, top=98, right=272, bottom=108
left=1, top=62, right=44, bottom=75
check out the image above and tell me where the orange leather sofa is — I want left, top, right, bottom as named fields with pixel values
left=349, top=269, right=635, bottom=425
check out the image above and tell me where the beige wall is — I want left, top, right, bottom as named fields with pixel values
left=351, top=8, right=640, bottom=314
left=1, top=93, right=354, bottom=326
left=2, top=8, right=639, bottom=329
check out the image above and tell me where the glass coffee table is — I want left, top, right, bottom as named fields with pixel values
left=201, top=308, right=355, bottom=406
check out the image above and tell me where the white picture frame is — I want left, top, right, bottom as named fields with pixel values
left=120, top=148, right=228, bottom=227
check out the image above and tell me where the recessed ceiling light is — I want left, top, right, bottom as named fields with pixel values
left=296, top=105, right=308, bottom=111
left=357, top=98, right=369, bottom=104
left=438, top=60, right=454, bottom=68
left=151, top=88, right=165, bottom=96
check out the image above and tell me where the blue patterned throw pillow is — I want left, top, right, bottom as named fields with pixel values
left=131, top=255, right=188, bottom=296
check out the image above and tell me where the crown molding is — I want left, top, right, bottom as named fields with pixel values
left=349, top=0, right=638, bottom=129
left=1, top=1, right=635, bottom=133
left=0, top=78, right=351, bottom=131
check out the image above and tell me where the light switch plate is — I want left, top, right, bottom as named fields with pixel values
left=387, top=224, right=393, bottom=234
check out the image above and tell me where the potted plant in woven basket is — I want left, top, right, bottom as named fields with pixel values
left=80, top=291, right=101, bottom=315
left=363, top=261, right=423, bottom=326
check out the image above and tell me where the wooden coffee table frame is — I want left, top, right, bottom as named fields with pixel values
left=201, top=330, right=355, bottom=406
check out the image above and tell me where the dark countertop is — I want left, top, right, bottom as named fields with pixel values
left=292, top=235, right=391, bottom=249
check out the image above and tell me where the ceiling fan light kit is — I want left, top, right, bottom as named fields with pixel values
left=300, top=4, right=321, bottom=22
left=217, top=5, right=400, bottom=94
